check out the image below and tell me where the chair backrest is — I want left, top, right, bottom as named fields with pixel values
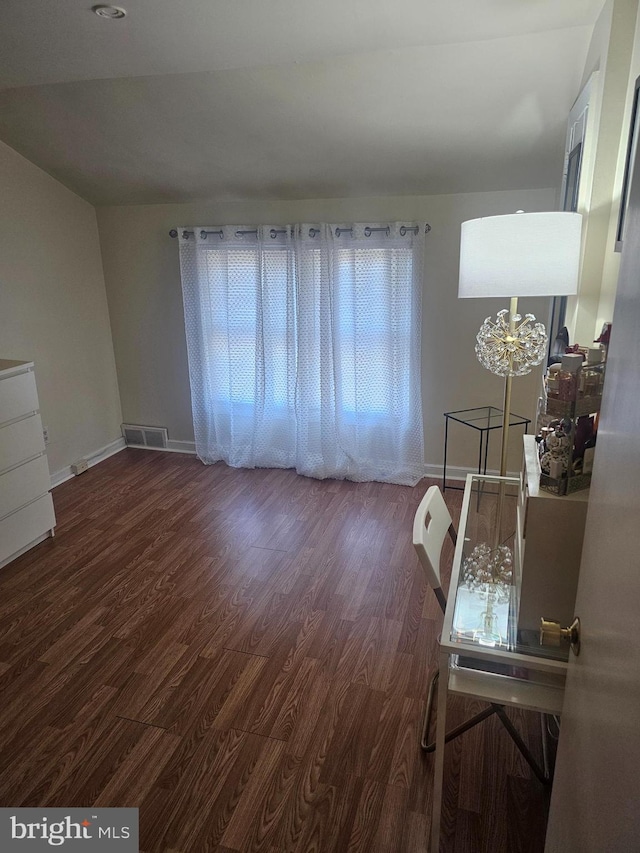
left=412, top=485, right=457, bottom=613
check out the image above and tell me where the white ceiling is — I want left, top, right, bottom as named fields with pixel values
left=0, top=0, right=602, bottom=205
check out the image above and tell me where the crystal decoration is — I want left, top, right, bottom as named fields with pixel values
left=462, top=542, right=513, bottom=604
left=475, top=309, right=548, bottom=377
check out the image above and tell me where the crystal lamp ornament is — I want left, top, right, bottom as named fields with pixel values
left=462, top=542, right=514, bottom=647
left=475, top=309, right=548, bottom=378
left=462, top=542, right=513, bottom=603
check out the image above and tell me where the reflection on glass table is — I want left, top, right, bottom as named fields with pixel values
left=453, top=582, right=511, bottom=648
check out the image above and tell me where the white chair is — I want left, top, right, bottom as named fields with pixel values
left=413, top=485, right=462, bottom=750
left=412, top=485, right=549, bottom=782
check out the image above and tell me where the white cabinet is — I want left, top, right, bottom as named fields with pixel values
left=0, top=360, right=55, bottom=568
left=516, top=435, right=588, bottom=636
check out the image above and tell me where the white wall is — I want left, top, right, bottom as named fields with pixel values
left=97, top=186, right=555, bottom=476
left=0, top=140, right=122, bottom=476
left=566, top=0, right=638, bottom=344
left=599, top=0, right=640, bottom=328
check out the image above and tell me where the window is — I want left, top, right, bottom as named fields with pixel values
left=334, top=245, right=414, bottom=418
left=178, top=223, right=425, bottom=484
left=201, top=245, right=294, bottom=409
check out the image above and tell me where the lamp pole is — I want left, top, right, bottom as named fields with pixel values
left=499, top=296, right=519, bottom=477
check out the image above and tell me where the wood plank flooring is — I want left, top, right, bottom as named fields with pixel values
left=0, top=449, right=550, bottom=852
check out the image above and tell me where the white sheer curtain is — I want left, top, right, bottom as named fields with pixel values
left=178, top=222, right=424, bottom=485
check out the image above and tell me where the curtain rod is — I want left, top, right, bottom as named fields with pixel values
left=169, top=224, right=431, bottom=239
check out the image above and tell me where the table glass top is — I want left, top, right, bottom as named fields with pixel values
left=448, top=475, right=569, bottom=678
left=444, top=406, right=531, bottom=430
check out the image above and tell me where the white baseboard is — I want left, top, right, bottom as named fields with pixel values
left=50, top=437, right=126, bottom=488
left=424, top=462, right=459, bottom=482
left=51, top=444, right=513, bottom=488
left=123, top=439, right=196, bottom=455
left=167, top=440, right=196, bottom=454
left=423, top=463, right=519, bottom=483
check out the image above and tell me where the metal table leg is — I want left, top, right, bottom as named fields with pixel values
left=442, top=416, right=449, bottom=492
left=430, top=650, right=449, bottom=852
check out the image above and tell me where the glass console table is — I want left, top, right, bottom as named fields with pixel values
left=431, top=473, right=569, bottom=852
left=442, top=406, right=531, bottom=491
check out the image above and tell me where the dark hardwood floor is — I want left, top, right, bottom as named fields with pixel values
left=0, top=449, right=549, bottom=852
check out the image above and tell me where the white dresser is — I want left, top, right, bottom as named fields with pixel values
left=0, top=360, right=56, bottom=568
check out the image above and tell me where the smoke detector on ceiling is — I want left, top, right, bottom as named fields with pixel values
left=92, top=5, right=127, bottom=19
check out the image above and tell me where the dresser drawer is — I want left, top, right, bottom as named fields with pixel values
left=0, top=369, right=39, bottom=425
left=0, top=454, right=51, bottom=521
left=0, top=493, right=55, bottom=566
left=0, top=414, right=45, bottom=473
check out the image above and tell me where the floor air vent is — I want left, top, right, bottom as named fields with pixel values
left=122, top=424, right=169, bottom=449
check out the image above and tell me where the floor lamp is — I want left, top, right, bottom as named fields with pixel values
left=458, top=211, right=583, bottom=477
left=457, top=211, right=583, bottom=644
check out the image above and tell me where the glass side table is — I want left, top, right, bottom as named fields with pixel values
left=443, top=406, right=531, bottom=491
left=430, top=473, right=568, bottom=852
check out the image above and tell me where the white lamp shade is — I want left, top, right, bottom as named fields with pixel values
left=458, top=211, right=582, bottom=298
